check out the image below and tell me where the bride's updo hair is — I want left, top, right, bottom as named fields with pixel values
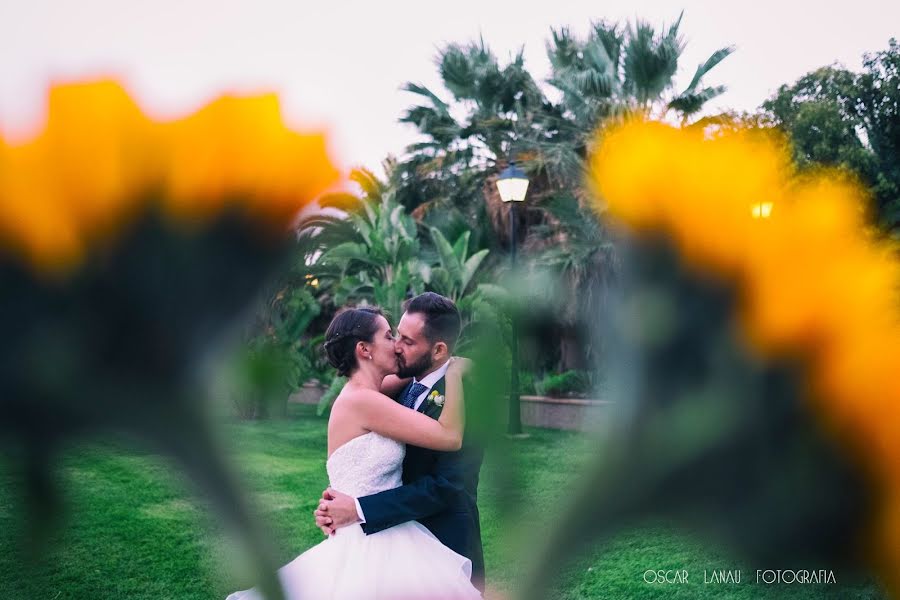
left=324, top=306, right=386, bottom=377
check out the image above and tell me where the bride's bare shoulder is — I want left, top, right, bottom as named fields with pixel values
left=340, top=388, right=393, bottom=408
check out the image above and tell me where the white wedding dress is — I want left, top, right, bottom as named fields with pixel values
left=226, top=431, right=481, bottom=600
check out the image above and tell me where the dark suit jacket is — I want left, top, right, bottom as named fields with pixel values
left=357, top=376, right=485, bottom=591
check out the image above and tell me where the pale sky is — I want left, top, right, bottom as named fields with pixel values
left=1, top=0, right=897, bottom=175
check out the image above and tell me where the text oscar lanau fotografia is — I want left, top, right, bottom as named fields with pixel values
left=643, top=569, right=836, bottom=585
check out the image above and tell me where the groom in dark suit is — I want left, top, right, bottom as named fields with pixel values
left=315, top=292, right=485, bottom=591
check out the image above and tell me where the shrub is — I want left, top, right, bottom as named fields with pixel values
left=517, top=371, right=538, bottom=395
left=536, top=370, right=592, bottom=398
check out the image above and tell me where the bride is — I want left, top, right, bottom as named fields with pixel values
left=226, top=306, right=482, bottom=600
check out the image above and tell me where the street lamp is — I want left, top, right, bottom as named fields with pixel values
left=496, top=161, right=529, bottom=435
left=751, top=201, right=774, bottom=219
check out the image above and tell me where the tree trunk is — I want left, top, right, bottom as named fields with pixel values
left=558, top=327, right=587, bottom=372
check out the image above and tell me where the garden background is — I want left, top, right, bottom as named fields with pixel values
left=1, top=11, right=899, bottom=600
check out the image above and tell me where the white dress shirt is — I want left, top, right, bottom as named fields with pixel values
left=354, top=360, right=452, bottom=523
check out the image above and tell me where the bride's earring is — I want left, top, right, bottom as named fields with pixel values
left=368, top=356, right=373, bottom=360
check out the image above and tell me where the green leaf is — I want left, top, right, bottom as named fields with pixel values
left=429, top=227, right=463, bottom=292
left=475, top=283, right=511, bottom=302
left=317, top=192, right=361, bottom=212
left=668, top=85, right=727, bottom=117
left=461, top=248, right=489, bottom=293
left=401, top=82, right=452, bottom=115
left=319, top=242, right=378, bottom=269
left=683, top=46, right=735, bottom=93
left=346, top=211, right=373, bottom=246
left=429, top=268, right=453, bottom=297
left=452, top=230, right=471, bottom=264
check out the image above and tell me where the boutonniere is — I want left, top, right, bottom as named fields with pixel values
left=428, top=389, right=445, bottom=407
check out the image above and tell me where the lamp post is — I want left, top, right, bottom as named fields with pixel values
left=496, top=161, right=529, bottom=435
left=751, top=201, right=774, bottom=219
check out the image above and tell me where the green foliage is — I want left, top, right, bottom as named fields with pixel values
left=392, top=17, right=731, bottom=372
left=530, top=192, right=618, bottom=369
left=230, top=339, right=295, bottom=419
left=760, top=39, right=900, bottom=234
left=547, top=14, right=728, bottom=123
left=394, top=15, right=732, bottom=223
left=315, top=375, right=347, bottom=416
left=240, top=284, right=323, bottom=419
left=517, top=370, right=538, bottom=395
left=303, top=168, right=426, bottom=320
left=301, top=168, right=499, bottom=358
left=424, top=227, right=490, bottom=303
left=296, top=334, right=332, bottom=385
left=535, top=370, right=593, bottom=398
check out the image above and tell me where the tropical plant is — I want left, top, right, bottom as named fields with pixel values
left=423, top=227, right=490, bottom=303
left=527, top=192, right=618, bottom=369
left=392, top=18, right=733, bottom=371
left=539, top=16, right=733, bottom=179
left=237, top=283, right=323, bottom=419
left=300, top=168, right=426, bottom=321
left=391, top=40, right=549, bottom=250
left=396, top=15, right=734, bottom=221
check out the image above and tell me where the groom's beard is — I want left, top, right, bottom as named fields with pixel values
left=396, top=351, right=433, bottom=379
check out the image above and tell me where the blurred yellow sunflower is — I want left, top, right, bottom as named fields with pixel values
left=0, top=80, right=339, bottom=274
left=590, top=119, right=900, bottom=589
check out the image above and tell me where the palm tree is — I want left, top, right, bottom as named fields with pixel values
left=395, top=16, right=733, bottom=247
left=395, top=16, right=733, bottom=370
left=526, top=193, right=618, bottom=370
left=536, top=15, right=733, bottom=182
left=392, top=38, right=551, bottom=250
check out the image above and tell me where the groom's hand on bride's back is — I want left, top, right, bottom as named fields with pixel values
left=314, top=487, right=359, bottom=536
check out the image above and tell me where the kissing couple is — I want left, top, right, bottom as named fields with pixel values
left=227, top=292, right=485, bottom=599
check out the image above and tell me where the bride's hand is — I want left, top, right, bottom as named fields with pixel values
left=447, top=356, right=473, bottom=377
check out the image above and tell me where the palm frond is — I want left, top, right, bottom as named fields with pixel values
left=401, top=82, right=452, bottom=113
left=317, top=192, right=362, bottom=212
left=624, top=18, right=683, bottom=103
left=668, top=85, right=727, bottom=118
left=547, top=27, right=580, bottom=71
left=590, top=20, right=624, bottom=72
left=683, top=46, right=735, bottom=93
left=350, top=168, right=384, bottom=200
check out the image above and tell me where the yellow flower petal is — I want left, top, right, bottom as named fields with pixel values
left=162, top=93, right=339, bottom=227
left=0, top=80, right=341, bottom=274
left=590, top=119, right=900, bottom=584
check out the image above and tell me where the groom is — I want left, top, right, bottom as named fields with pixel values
left=315, top=292, right=485, bottom=591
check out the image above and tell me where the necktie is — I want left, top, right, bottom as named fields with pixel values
left=401, top=382, right=428, bottom=410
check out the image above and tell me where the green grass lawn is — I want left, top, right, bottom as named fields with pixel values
left=0, top=404, right=888, bottom=599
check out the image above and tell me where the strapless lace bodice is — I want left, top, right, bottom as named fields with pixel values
left=326, top=432, right=405, bottom=498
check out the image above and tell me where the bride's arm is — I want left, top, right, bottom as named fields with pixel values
left=353, top=360, right=468, bottom=451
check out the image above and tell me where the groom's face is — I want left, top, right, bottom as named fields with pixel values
left=395, top=311, right=434, bottom=378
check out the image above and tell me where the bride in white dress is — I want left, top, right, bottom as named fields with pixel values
left=226, top=306, right=481, bottom=600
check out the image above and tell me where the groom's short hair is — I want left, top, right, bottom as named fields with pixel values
left=404, top=292, right=461, bottom=352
